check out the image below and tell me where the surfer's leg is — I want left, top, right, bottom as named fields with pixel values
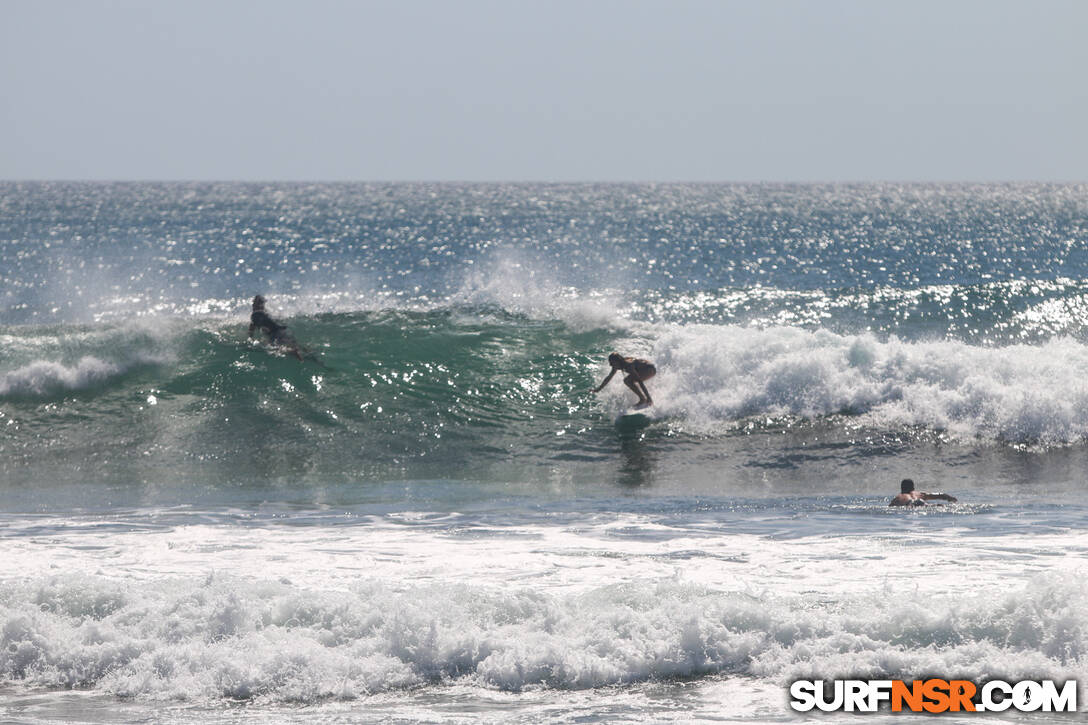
left=274, top=331, right=305, bottom=361
left=624, top=375, right=648, bottom=404
left=633, top=367, right=654, bottom=407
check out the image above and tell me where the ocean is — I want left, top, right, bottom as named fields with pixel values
left=2, top=182, right=1087, bottom=722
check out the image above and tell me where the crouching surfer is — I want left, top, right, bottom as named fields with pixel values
left=248, top=295, right=305, bottom=361
left=591, top=353, right=656, bottom=409
left=889, top=478, right=958, bottom=507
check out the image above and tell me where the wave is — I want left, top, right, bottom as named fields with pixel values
left=652, top=325, right=1088, bottom=445
left=0, top=322, right=175, bottom=399
left=1, top=572, right=1083, bottom=703
left=6, top=305, right=1088, bottom=451
left=0, top=357, right=122, bottom=397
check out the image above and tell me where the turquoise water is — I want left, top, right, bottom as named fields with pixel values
left=2, top=183, right=1087, bottom=722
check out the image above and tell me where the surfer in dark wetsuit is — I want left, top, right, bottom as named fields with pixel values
left=889, top=478, right=957, bottom=507
left=248, top=295, right=303, bottom=360
left=591, top=352, right=656, bottom=409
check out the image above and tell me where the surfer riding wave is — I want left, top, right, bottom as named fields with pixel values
left=591, top=352, right=656, bottom=409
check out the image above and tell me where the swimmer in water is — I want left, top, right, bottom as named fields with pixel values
left=248, top=295, right=303, bottom=361
left=889, top=478, right=958, bottom=507
left=591, top=353, right=656, bottom=409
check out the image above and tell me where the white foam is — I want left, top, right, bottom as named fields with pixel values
left=2, top=516, right=1086, bottom=705
left=2, top=568, right=1084, bottom=704
left=0, top=356, right=120, bottom=396
left=646, top=325, right=1088, bottom=445
left=0, top=319, right=184, bottom=398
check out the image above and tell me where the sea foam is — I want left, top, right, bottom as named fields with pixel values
left=0, top=357, right=121, bottom=397
left=1, top=572, right=1084, bottom=704
left=0, top=320, right=179, bottom=398
left=648, top=324, right=1088, bottom=445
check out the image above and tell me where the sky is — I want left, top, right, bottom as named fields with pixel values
left=2, top=0, right=1086, bottom=182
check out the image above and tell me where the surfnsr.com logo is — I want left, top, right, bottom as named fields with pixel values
left=789, top=679, right=1078, bottom=713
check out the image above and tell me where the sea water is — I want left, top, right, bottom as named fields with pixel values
left=1, top=183, right=1087, bottom=722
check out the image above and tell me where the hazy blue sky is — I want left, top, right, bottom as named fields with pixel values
left=2, top=0, right=1085, bottom=181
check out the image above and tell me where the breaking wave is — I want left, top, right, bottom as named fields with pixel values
left=1, top=572, right=1083, bottom=703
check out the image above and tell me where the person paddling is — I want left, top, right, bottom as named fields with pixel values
left=591, top=352, right=656, bottom=409
left=248, top=295, right=303, bottom=361
left=889, top=479, right=958, bottom=507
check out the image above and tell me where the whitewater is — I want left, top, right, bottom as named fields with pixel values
left=2, top=182, right=1087, bottom=722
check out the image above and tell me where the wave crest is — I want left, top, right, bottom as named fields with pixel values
left=0, top=357, right=121, bottom=397
left=651, top=326, right=1088, bottom=445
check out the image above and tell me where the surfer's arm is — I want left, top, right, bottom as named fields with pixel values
left=248, top=322, right=256, bottom=338
left=592, top=369, right=616, bottom=393
left=921, top=492, right=957, bottom=503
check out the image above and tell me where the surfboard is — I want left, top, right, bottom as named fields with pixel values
left=615, top=408, right=654, bottom=430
